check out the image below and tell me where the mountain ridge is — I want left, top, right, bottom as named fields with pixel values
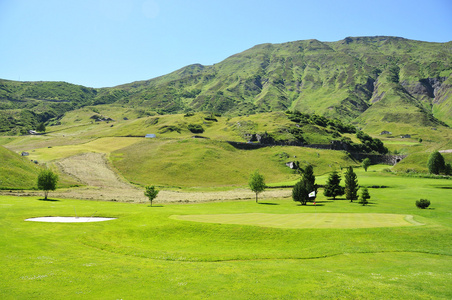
left=1, top=36, right=451, bottom=135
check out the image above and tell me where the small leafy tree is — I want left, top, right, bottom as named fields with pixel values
left=323, top=171, right=344, bottom=199
left=359, top=187, right=370, bottom=206
left=427, top=151, right=445, bottom=175
left=416, top=199, right=430, bottom=209
left=292, top=179, right=308, bottom=205
left=344, top=166, right=359, bottom=202
left=144, top=185, right=159, bottom=206
left=37, top=170, right=58, bottom=200
left=362, top=158, right=371, bottom=172
left=249, top=170, right=265, bottom=203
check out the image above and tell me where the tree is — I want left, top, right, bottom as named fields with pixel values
left=37, top=170, right=58, bottom=200
left=362, top=158, right=371, bottom=172
left=427, top=151, right=445, bottom=175
left=445, top=163, right=452, bottom=176
left=292, top=165, right=316, bottom=205
left=344, top=166, right=359, bottom=202
left=323, top=171, right=344, bottom=199
left=292, top=179, right=308, bottom=205
left=144, top=185, right=159, bottom=206
left=359, top=187, right=370, bottom=206
left=36, top=122, right=46, bottom=132
left=249, top=170, right=265, bottom=203
left=416, top=199, right=430, bottom=209
left=302, top=165, right=317, bottom=199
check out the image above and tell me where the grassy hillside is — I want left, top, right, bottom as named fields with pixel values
left=0, top=146, right=39, bottom=189
left=111, top=37, right=452, bottom=125
left=0, top=80, right=97, bottom=134
left=2, top=107, right=450, bottom=191
left=1, top=37, right=451, bottom=135
left=110, top=138, right=354, bottom=188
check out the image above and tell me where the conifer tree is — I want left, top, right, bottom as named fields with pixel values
left=359, top=187, right=370, bottom=206
left=344, top=166, right=359, bottom=202
left=292, top=165, right=316, bottom=205
left=323, top=171, right=344, bottom=199
left=302, top=165, right=317, bottom=198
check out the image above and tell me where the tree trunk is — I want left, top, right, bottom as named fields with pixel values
left=255, top=193, right=258, bottom=203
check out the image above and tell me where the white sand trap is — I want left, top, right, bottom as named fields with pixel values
left=25, top=217, right=116, bottom=223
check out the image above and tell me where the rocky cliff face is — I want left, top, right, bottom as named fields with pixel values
left=401, top=77, right=447, bottom=105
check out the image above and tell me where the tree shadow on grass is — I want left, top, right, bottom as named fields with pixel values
left=314, top=200, right=334, bottom=203
left=148, top=205, right=164, bottom=208
left=258, top=202, right=279, bottom=205
left=38, top=198, right=59, bottom=202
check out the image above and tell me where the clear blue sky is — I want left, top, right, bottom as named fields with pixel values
left=1, top=0, right=451, bottom=88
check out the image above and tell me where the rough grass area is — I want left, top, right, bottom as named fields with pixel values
left=0, top=145, right=40, bottom=189
left=170, top=213, right=422, bottom=229
left=110, top=138, right=354, bottom=188
left=26, top=137, right=142, bottom=162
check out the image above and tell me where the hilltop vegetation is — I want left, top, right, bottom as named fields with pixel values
left=1, top=36, right=451, bottom=135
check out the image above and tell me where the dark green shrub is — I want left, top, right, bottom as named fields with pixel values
left=416, top=199, right=430, bottom=209
left=188, top=124, right=204, bottom=133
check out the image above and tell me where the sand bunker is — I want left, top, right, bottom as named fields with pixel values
left=25, top=217, right=116, bottom=223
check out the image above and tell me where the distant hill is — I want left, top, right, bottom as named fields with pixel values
left=1, top=36, right=451, bottom=135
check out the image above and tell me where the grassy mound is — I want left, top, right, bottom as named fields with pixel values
left=170, top=213, right=421, bottom=229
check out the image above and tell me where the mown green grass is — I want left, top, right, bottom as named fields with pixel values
left=1, top=171, right=451, bottom=299
left=171, top=213, right=420, bottom=229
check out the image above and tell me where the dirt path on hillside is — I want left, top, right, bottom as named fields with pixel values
left=4, top=152, right=290, bottom=203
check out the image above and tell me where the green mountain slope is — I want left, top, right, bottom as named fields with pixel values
left=0, top=146, right=40, bottom=189
left=1, top=36, right=451, bottom=135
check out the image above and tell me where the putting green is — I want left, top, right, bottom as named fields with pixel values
left=170, top=213, right=424, bottom=229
